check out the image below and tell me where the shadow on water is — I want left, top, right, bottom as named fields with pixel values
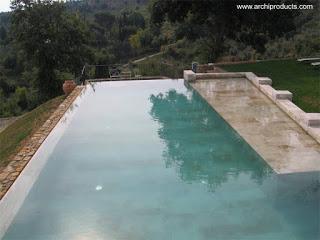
left=149, top=88, right=272, bottom=192
left=265, top=171, right=320, bottom=239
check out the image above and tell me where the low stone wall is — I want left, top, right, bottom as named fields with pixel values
left=183, top=70, right=320, bottom=144
left=0, top=86, right=84, bottom=200
left=243, top=72, right=320, bottom=143
left=196, top=72, right=246, bottom=79
left=197, top=64, right=215, bottom=73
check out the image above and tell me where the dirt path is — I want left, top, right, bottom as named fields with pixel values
left=0, top=117, right=19, bottom=133
left=132, top=52, right=164, bottom=64
left=131, top=43, right=177, bottom=64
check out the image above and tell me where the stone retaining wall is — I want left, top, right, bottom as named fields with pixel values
left=0, top=86, right=84, bottom=200
left=197, top=64, right=215, bottom=73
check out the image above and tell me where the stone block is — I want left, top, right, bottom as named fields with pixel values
left=256, top=77, right=272, bottom=85
left=305, top=113, right=320, bottom=127
left=273, top=90, right=292, bottom=101
left=183, top=70, right=196, bottom=82
left=277, top=100, right=305, bottom=123
left=245, top=72, right=257, bottom=82
left=259, top=85, right=274, bottom=99
left=245, top=73, right=272, bottom=87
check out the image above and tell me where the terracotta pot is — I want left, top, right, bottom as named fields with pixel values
left=63, top=80, right=76, bottom=95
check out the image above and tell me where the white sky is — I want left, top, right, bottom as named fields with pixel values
left=0, top=1, right=11, bottom=13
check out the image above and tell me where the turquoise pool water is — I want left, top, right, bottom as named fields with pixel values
left=3, top=80, right=319, bottom=240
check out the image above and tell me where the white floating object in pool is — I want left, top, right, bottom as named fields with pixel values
left=95, top=185, right=103, bottom=191
left=201, top=180, right=207, bottom=184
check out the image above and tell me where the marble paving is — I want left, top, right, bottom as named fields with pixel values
left=191, top=78, right=320, bottom=174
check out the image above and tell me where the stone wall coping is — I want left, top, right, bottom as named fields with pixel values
left=183, top=70, right=196, bottom=82
left=0, top=86, right=84, bottom=201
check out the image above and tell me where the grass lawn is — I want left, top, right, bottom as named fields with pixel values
left=222, top=59, right=320, bottom=113
left=0, top=95, right=65, bottom=168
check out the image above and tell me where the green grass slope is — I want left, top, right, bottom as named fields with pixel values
left=0, top=95, right=65, bottom=168
left=222, top=60, right=320, bottom=112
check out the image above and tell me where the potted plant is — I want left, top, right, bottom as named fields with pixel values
left=63, top=80, right=76, bottom=95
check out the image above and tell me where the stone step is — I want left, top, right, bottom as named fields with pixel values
left=305, top=113, right=320, bottom=127
left=273, top=90, right=292, bottom=101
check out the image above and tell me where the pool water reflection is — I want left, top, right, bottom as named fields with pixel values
left=3, top=80, right=319, bottom=240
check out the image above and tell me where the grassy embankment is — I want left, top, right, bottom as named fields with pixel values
left=222, top=59, right=320, bottom=113
left=0, top=95, right=65, bottom=168
left=134, top=56, right=319, bottom=113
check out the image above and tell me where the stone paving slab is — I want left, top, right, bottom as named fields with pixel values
left=191, top=78, right=320, bottom=174
left=0, top=86, right=84, bottom=200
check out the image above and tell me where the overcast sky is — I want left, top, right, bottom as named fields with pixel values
left=0, top=1, right=11, bottom=13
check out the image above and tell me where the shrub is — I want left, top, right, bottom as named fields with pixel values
left=14, top=87, right=28, bottom=110
left=0, top=76, right=15, bottom=96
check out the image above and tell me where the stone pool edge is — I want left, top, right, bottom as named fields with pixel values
left=184, top=70, right=320, bottom=144
left=0, top=86, right=84, bottom=200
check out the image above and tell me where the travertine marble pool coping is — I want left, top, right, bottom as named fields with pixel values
left=0, top=86, right=84, bottom=200
left=186, top=72, right=320, bottom=174
left=184, top=70, right=320, bottom=144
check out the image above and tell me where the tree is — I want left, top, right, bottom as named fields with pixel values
left=94, top=12, right=116, bottom=30
left=151, top=0, right=308, bottom=61
left=0, top=26, right=7, bottom=42
left=10, top=0, right=90, bottom=100
left=92, top=12, right=116, bottom=48
left=149, top=90, right=269, bottom=191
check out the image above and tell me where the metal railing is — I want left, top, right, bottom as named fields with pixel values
left=76, top=64, right=135, bottom=85
left=76, top=60, right=185, bottom=85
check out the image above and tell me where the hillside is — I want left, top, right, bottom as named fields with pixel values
left=0, top=0, right=155, bottom=118
left=0, top=0, right=319, bottom=118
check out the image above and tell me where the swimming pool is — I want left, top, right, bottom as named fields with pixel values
left=2, top=79, right=319, bottom=239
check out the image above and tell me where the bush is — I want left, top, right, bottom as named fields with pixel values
left=21, top=68, right=38, bottom=87
left=3, top=55, right=17, bottom=70
left=0, top=76, right=15, bottom=96
left=0, top=85, right=40, bottom=117
left=14, top=87, right=28, bottom=110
